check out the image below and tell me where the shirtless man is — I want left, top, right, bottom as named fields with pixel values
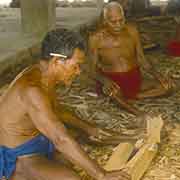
left=88, top=2, right=173, bottom=116
left=0, top=29, right=130, bottom=180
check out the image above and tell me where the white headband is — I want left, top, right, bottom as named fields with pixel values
left=50, top=53, right=67, bottom=58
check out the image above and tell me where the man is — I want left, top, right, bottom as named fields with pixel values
left=0, top=29, right=130, bottom=180
left=88, top=2, right=173, bottom=116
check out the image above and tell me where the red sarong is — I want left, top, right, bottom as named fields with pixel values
left=96, top=67, right=142, bottom=99
left=167, top=40, right=180, bottom=56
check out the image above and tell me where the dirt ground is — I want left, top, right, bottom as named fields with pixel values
left=56, top=50, right=180, bottom=180
left=54, top=16, right=180, bottom=180
left=0, top=7, right=180, bottom=180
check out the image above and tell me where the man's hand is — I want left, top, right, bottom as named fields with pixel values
left=156, top=73, right=175, bottom=92
left=100, top=169, right=131, bottom=180
left=102, top=80, right=120, bottom=97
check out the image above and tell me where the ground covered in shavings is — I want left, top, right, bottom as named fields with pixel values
left=0, top=17, right=180, bottom=180
left=55, top=18, right=180, bottom=180
left=56, top=54, right=180, bottom=179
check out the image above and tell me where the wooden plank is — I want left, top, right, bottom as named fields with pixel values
left=126, top=143, right=158, bottom=180
left=104, top=115, right=164, bottom=180
left=125, top=115, right=164, bottom=180
left=147, top=114, right=164, bottom=144
left=104, top=143, right=134, bottom=171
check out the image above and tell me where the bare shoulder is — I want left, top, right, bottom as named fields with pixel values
left=3, top=66, right=40, bottom=99
left=125, top=23, right=141, bottom=43
left=23, top=85, right=46, bottom=99
left=126, top=23, right=139, bottom=35
left=17, top=66, right=43, bottom=98
left=21, top=84, right=51, bottom=110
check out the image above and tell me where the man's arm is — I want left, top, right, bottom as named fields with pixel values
left=53, top=103, right=99, bottom=137
left=88, top=33, right=116, bottom=85
left=130, top=25, right=154, bottom=72
left=132, top=25, right=172, bottom=89
left=88, top=33, right=99, bottom=78
left=22, top=86, right=105, bottom=179
left=54, top=103, right=138, bottom=144
left=22, top=86, right=130, bottom=180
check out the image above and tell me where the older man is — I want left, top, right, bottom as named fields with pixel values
left=88, top=2, right=173, bottom=115
left=0, top=29, right=130, bottom=180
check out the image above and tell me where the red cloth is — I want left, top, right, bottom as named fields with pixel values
left=167, top=40, right=180, bottom=56
left=96, top=67, right=142, bottom=99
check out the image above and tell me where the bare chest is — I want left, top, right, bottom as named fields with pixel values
left=0, top=88, right=37, bottom=139
left=98, top=33, right=136, bottom=60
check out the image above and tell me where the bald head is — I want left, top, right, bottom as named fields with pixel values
left=103, top=2, right=124, bottom=20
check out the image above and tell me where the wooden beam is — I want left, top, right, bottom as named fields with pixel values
left=20, top=0, right=56, bottom=37
left=104, top=143, right=134, bottom=171
left=126, top=143, right=158, bottom=180
left=147, top=115, right=163, bottom=144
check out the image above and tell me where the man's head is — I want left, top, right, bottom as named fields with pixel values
left=103, top=2, right=126, bottom=34
left=41, top=28, right=86, bottom=85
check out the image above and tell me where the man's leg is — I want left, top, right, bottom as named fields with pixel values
left=137, top=78, right=171, bottom=99
left=11, top=155, right=80, bottom=180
